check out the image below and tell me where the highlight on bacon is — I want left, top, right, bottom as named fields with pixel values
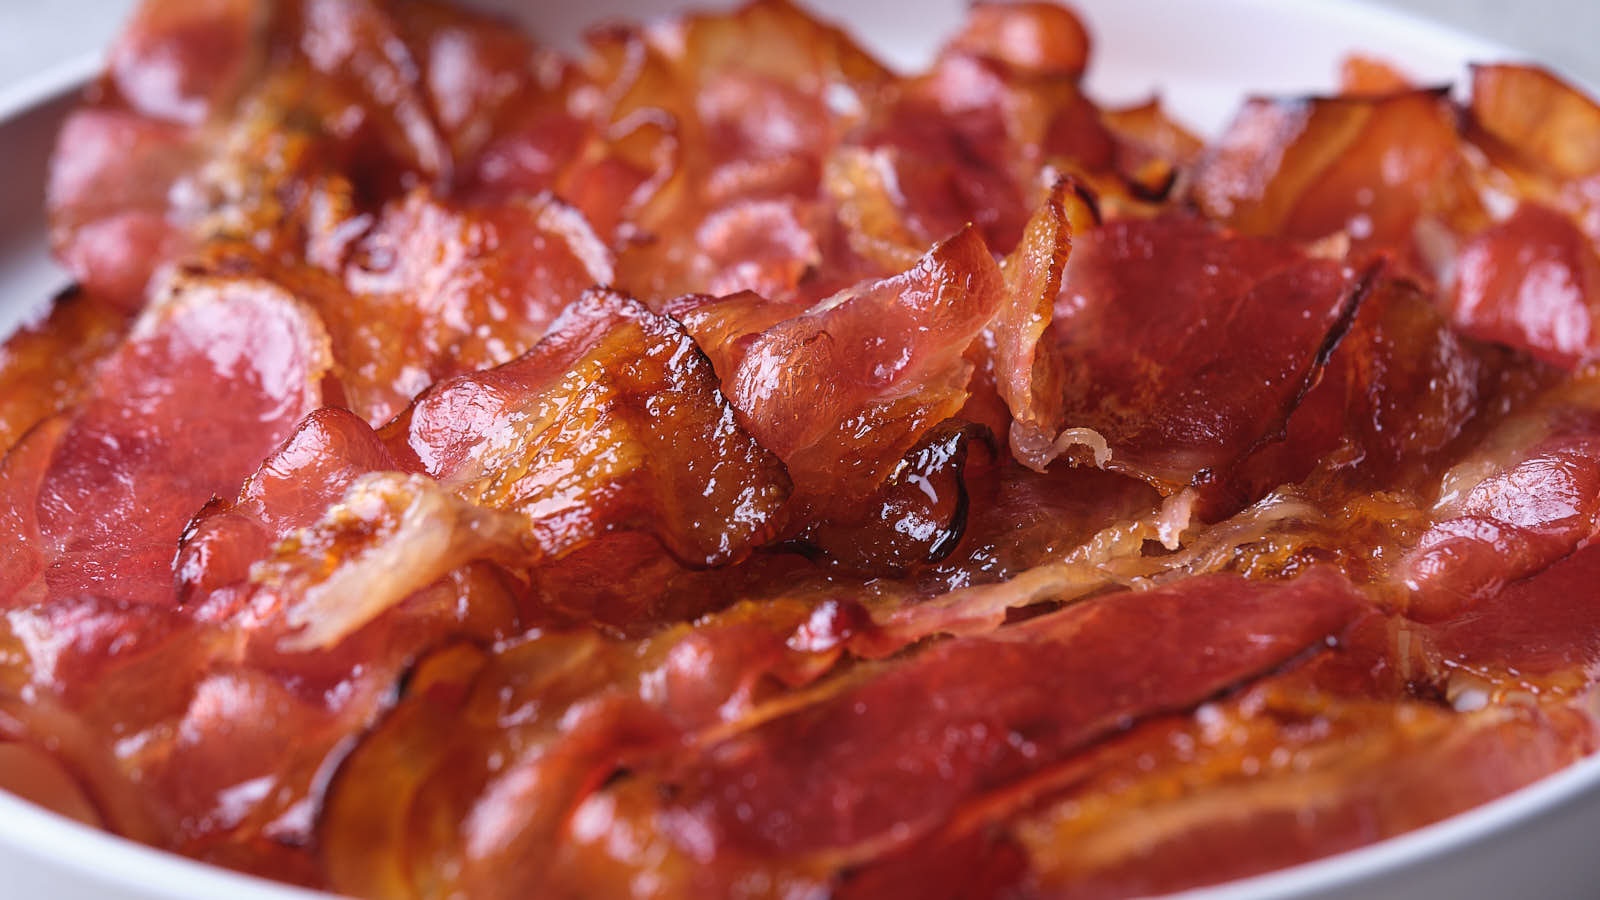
left=4, top=0, right=1600, bottom=896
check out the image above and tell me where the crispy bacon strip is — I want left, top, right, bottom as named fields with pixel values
left=704, top=227, right=1002, bottom=506
left=1050, top=216, right=1369, bottom=514
left=0, top=274, right=331, bottom=611
left=258, top=290, right=790, bottom=649
left=991, top=177, right=1097, bottom=469
left=317, top=568, right=1359, bottom=898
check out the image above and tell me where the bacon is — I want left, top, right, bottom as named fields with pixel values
left=390, top=1, right=542, bottom=164
left=793, top=421, right=990, bottom=574
left=46, top=110, right=201, bottom=308
left=1003, top=688, right=1592, bottom=899
left=829, top=54, right=1102, bottom=262
left=1101, top=97, right=1204, bottom=197
left=941, top=1, right=1092, bottom=80
left=1403, top=397, right=1600, bottom=622
left=253, top=290, right=791, bottom=648
left=1339, top=54, right=1415, bottom=95
left=658, top=0, right=892, bottom=166
left=329, top=189, right=613, bottom=423
left=320, top=599, right=857, bottom=898
left=174, top=407, right=401, bottom=608
left=21, top=0, right=1600, bottom=891
left=289, top=0, right=450, bottom=181
left=1470, top=64, right=1600, bottom=184
left=1448, top=202, right=1600, bottom=370
left=1425, top=540, right=1600, bottom=690
left=1236, top=275, right=1496, bottom=500
left=105, top=0, right=264, bottom=125
left=670, top=228, right=1009, bottom=572
left=591, top=0, right=892, bottom=302
left=319, top=569, right=1359, bottom=898
left=1050, top=215, right=1368, bottom=513
left=0, top=274, right=331, bottom=611
left=1190, top=89, right=1474, bottom=265
left=385, top=290, right=790, bottom=562
left=2, top=394, right=521, bottom=871
left=990, top=178, right=1096, bottom=469
left=667, top=571, right=1358, bottom=862
left=0, top=289, right=128, bottom=457
left=702, top=227, right=1000, bottom=506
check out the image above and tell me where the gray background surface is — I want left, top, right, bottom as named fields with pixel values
left=0, top=0, right=1595, bottom=105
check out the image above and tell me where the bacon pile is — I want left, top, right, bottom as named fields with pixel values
left=4, top=1, right=1600, bottom=896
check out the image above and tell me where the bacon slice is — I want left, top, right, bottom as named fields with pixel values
left=1448, top=202, right=1600, bottom=370
left=0, top=289, right=129, bottom=457
left=698, top=227, right=1001, bottom=506
left=1339, top=54, right=1415, bottom=95
left=320, top=598, right=858, bottom=898
left=386, top=289, right=790, bottom=563
left=990, top=178, right=1096, bottom=469
left=106, top=0, right=264, bottom=125
left=1001, top=688, right=1592, bottom=899
left=0, top=274, right=331, bottom=611
left=320, top=569, right=1359, bottom=898
left=20, top=1, right=1600, bottom=892
left=1426, top=539, right=1600, bottom=689
left=1403, top=398, right=1600, bottom=622
left=1236, top=275, right=1497, bottom=500
left=174, top=406, right=402, bottom=609
left=329, top=189, right=614, bottom=423
left=1191, top=89, right=1473, bottom=267
left=941, top=1, right=1092, bottom=80
left=45, top=110, right=201, bottom=308
left=1050, top=215, right=1368, bottom=513
left=255, top=290, right=790, bottom=648
left=1470, top=63, right=1600, bottom=184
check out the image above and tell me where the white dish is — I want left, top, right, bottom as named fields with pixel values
left=1, top=1, right=1596, bottom=898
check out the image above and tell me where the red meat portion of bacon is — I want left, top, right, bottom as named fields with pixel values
left=663, top=569, right=1360, bottom=866
left=45, top=109, right=201, bottom=309
left=330, top=189, right=614, bottom=424
left=1403, top=405, right=1600, bottom=622
left=381, top=288, right=790, bottom=570
left=591, top=0, right=892, bottom=303
left=390, top=0, right=543, bottom=165
left=1000, top=687, right=1592, bottom=899
left=285, top=0, right=450, bottom=181
left=941, top=0, right=1092, bottom=80
left=1050, top=215, right=1367, bottom=511
left=828, top=51, right=1109, bottom=267
left=105, top=0, right=264, bottom=125
left=1234, top=275, right=1496, bottom=501
left=0, top=566, right=519, bottom=871
left=1448, top=202, right=1600, bottom=371
left=0, top=274, right=331, bottom=611
left=242, top=290, right=791, bottom=650
left=318, top=570, right=1356, bottom=899
left=668, top=227, right=1005, bottom=573
left=1190, top=89, right=1474, bottom=267
left=317, top=597, right=862, bottom=898
left=0, top=288, right=129, bottom=458
left=1427, top=540, right=1600, bottom=685
left=174, top=407, right=402, bottom=609
left=693, top=227, right=1001, bottom=505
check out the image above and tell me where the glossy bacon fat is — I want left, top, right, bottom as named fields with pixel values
left=6, top=0, right=1600, bottom=897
